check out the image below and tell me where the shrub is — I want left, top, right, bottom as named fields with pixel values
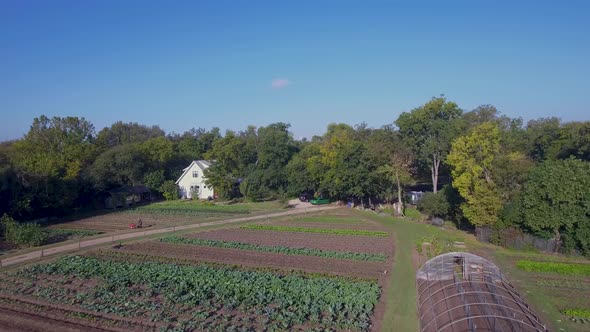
left=1, top=214, right=48, bottom=247
left=417, top=192, right=450, bottom=218
left=160, top=180, right=179, bottom=201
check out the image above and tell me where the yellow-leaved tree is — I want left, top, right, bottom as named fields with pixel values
left=447, top=122, right=503, bottom=227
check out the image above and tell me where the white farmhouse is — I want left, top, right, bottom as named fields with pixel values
left=176, top=160, right=215, bottom=199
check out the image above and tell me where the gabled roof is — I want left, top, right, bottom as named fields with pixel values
left=176, top=160, right=214, bottom=184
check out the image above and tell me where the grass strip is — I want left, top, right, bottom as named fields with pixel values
left=241, top=224, right=389, bottom=236
left=562, top=308, right=590, bottom=319
left=160, top=235, right=387, bottom=261
left=516, top=260, right=590, bottom=276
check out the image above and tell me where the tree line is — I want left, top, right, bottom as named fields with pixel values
left=1, top=96, right=589, bottom=254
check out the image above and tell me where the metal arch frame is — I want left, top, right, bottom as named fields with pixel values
left=417, top=280, right=529, bottom=312
left=437, top=315, right=546, bottom=332
left=421, top=302, right=544, bottom=331
left=416, top=252, right=547, bottom=332
left=419, top=290, right=541, bottom=323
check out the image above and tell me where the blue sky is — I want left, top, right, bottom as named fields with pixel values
left=1, top=1, right=589, bottom=141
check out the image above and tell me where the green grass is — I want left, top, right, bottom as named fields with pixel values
left=359, top=211, right=470, bottom=332
left=241, top=224, right=389, bottom=236
left=563, top=308, right=590, bottom=319
left=516, top=260, right=590, bottom=276
left=160, top=236, right=387, bottom=261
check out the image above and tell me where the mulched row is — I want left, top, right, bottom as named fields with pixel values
left=119, top=242, right=388, bottom=279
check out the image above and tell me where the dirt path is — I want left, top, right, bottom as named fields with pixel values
left=0, top=205, right=338, bottom=268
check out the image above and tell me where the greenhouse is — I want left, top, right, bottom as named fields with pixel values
left=416, top=252, right=547, bottom=332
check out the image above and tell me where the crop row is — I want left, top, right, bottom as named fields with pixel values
left=4, top=255, right=380, bottom=331
left=241, top=224, right=389, bottom=237
left=516, top=260, right=590, bottom=276
left=159, top=236, right=387, bottom=261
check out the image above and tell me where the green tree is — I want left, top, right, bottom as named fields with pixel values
left=368, top=127, right=414, bottom=215
left=396, top=96, right=463, bottom=192
left=447, top=122, right=503, bottom=227
left=9, top=116, right=96, bottom=216
left=526, top=117, right=561, bottom=161
left=96, top=121, right=164, bottom=149
left=89, top=144, right=147, bottom=190
left=204, top=131, right=249, bottom=199
left=286, top=142, right=321, bottom=196
left=518, top=158, right=590, bottom=254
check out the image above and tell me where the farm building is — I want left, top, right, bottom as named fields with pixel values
left=104, top=185, right=152, bottom=209
left=417, top=252, right=547, bottom=332
left=176, top=160, right=215, bottom=199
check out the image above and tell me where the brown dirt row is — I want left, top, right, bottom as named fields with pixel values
left=0, top=295, right=155, bottom=332
left=47, top=213, right=229, bottom=233
left=261, top=220, right=390, bottom=231
left=119, top=242, right=388, bottom=279
left=186, top=228, right=394, bottom=254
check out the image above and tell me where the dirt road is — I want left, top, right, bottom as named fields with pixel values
left=0, top=205, right=338, bottom=268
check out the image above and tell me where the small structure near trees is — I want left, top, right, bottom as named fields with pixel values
left=417, top=252, right=547, bottom=332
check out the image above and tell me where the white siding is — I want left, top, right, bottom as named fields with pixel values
left=177, top=161, right=214, bottom=199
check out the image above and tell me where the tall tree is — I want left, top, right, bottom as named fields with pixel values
left=96, top=121, right=164, bottom=149
left=204, top=131, right=250, bottom=199
left=9, top=116, right=96, bottom=215
left=396, top=96, right=462, bottom=192
left=367, top=127, right=414, bottom=215
left=518, top=158, right=590, bottom=254
left=526, top=117, right=561, bottom=161
left=447, top=122, right=503, bottom=227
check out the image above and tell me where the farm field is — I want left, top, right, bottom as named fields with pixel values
left=2, top=207, right=589, bottom=331
left=0, top=209, right=394, bottom=331
left=45, top=200, right=285, bottom=233
left=491, top=250, right=590, bottom=332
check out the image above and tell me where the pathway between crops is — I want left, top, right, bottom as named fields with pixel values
left=0, top=205, right=338, bottom=268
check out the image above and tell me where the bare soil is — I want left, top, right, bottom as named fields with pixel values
left=266, top=220, right=389, bottom=231
left=0, top=295, right=153, bottom=332
left=186, top=228, right=394, bottom=254
left=119, top=241, right=388, bottom=279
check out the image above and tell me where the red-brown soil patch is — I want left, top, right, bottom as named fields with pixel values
left=186, top=228, right=393, bottom=254
left=0, top=295, right=155, bottom=332
left=119, top=242, right=387, bottom=279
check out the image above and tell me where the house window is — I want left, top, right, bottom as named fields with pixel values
left=192, top=171, right=198, bottom=178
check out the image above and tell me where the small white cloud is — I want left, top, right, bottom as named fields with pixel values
left=271, top=78, right=290, bottom=89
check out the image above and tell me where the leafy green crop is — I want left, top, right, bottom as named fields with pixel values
left=3, top=255, right=380, bottom=331
left=241, top=224, right=389, bottom=236
left=516, top=260, right=590, bottom=276
left=160, top=236, right=387, bottom=261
